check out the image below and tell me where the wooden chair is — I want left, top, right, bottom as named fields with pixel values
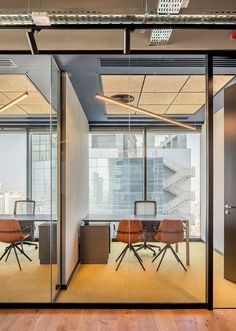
left=115, top=219, right=145, bottom=271
left=0, top=219, right=32, bottom=270
left=152, top=219, right=187, bottom=272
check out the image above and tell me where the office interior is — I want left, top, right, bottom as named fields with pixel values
left=0, top=51, right=235, bottom=308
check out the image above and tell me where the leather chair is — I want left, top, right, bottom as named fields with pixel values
left=152, top=219, right=187, bottom=272
left=0, top=219, right=32, bottom=270
left=115, top=219, right=145, bottom=271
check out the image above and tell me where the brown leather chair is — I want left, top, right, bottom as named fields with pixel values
left=0, top=219, right=32, bottom=270
left=115, top=219, right=145, bottom=271
left=152, top=219, right=187, bottom=272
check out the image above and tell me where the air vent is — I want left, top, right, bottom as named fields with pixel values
left=0, top=59, right=17, bottom=67
left=100, top=57, right=236, bottom=68
left=100, top=58, right=205, bottom=67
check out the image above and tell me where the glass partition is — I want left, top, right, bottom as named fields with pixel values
left=0, top=55, right=59, bottom=303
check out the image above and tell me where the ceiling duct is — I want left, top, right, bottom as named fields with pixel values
left=149, top=0, right=189, bottom=46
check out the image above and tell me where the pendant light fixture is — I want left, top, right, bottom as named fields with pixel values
left=96, top=93, right=197, bottom=131
left=0, top=92, right=29, bottom=113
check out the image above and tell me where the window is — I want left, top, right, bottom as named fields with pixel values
left=0, top=131, right=27, bottom=214
left=147, top=132, right=200, bottom=237
left=31, top=131, right=57, bottom=214
left=89, top=131, right=144, bottom=214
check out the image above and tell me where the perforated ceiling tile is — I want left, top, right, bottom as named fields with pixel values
left=182, top=76, right=205, bottom=93
left=139, top=92, right=177, bottom=105
left=0, top=75, right=37, bottom=92
left=105, top=104, right=136, bottom=115
left=213, top=75, right=234, bottom=93
left=0, top=104, right=26, bottom=115
left=173, top=93, right=205, bottom=105
left=20, top=103, right=51, bottom=115
left=143, top=75, right=189, bottom=93
left=101, top=75, right=144, bottom=93
left=136, top=104, right=168, bottom=115
left=4, top=92, right=47, bottom=105
left=166, top=104, right=202, bottom=114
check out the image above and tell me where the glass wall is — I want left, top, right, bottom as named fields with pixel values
left=0, top=55, right=59, bottom=303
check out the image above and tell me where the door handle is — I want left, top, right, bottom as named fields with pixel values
left=224, top=203, right=236, bottom=215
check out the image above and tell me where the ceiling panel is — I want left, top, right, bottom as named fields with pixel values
left=137, top=104, right=168, bottom=114
left=105, top=104, right=136, bottom=115
left=182, top=76, right=205, bottom=92
left=173, top=92, right=205, bottom=105
left=0, top=104, right=26, bottom=115
left=143, top=75, right=189, bottom=93
left=20, top=104, right=51, bottom=114
left=213, top=75, right=234, bottom=93
left=0, top=75, right=37, bottom=92
left=166, top=104, right=202, bottom=114
left=0, top=74, right=52, bottom=116
left=139, top=92, right=177, bottom=105
left=101, top=75, right=144, bottom=93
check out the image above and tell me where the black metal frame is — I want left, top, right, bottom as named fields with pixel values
left=0, top=20, right=225, bottom=309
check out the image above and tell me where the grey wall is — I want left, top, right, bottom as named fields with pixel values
left=61, top=73, right=89, bottom=284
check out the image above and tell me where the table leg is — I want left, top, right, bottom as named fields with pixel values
left=186, top=221, right=190, bottom=265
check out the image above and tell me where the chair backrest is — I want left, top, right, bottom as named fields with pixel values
left=156, top=219, right=184, bottom=244
left=134, top=200, right=156, bottom=216
left=0, top=219, right=24, bottom=243
left=116, top=219, right=143, bottom=244
left=14, top=200, right=35, bottom=215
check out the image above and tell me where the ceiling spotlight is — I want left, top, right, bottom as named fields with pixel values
left=32, top=12, right=51, bottom=26
left=0, top=92, right=29, bottom=113
left=96, top=93, right=196, bottom=131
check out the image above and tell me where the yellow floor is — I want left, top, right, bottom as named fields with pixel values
left=0, top=242, right=58, bottom=302
left=0, top=241, right=236, bottom=307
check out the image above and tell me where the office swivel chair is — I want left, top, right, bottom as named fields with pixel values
left=115, top=219, right=145, bottom=271
left=14, top=199, right=38, bottom=250
left=152, top=219, right=187, bottom=272
left=133, top=200, right=161, bottom=256
left=0, top=218, right=32, bottom=270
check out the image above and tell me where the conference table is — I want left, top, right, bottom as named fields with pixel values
left=83, top=214, right=190, bottom=265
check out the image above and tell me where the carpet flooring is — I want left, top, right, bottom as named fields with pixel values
left=0, top=242, right=236, bottom=307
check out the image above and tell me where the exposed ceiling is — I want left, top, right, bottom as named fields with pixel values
left=0, top=1, right=236, bottom=51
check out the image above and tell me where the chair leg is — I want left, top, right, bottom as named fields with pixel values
left=15, top=244, right=32, bottom=262
left=156, top=246, right=168, bottom=272
left=131, top=245, right=146, bottom=271
left=115, top=245, right=129, bottom=262
left=5, top=245, right=13, bottom=262
left=115, top=245, right=129, bottom=271
left=169, top=245, right=187, bottom=272
left=13, top=245, right=22, bottom=271
left=22, top=241, right=38, bottom=250
left=0, top=245, right=11, bottom=261
left=152, top=245, right=166, bottom=262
